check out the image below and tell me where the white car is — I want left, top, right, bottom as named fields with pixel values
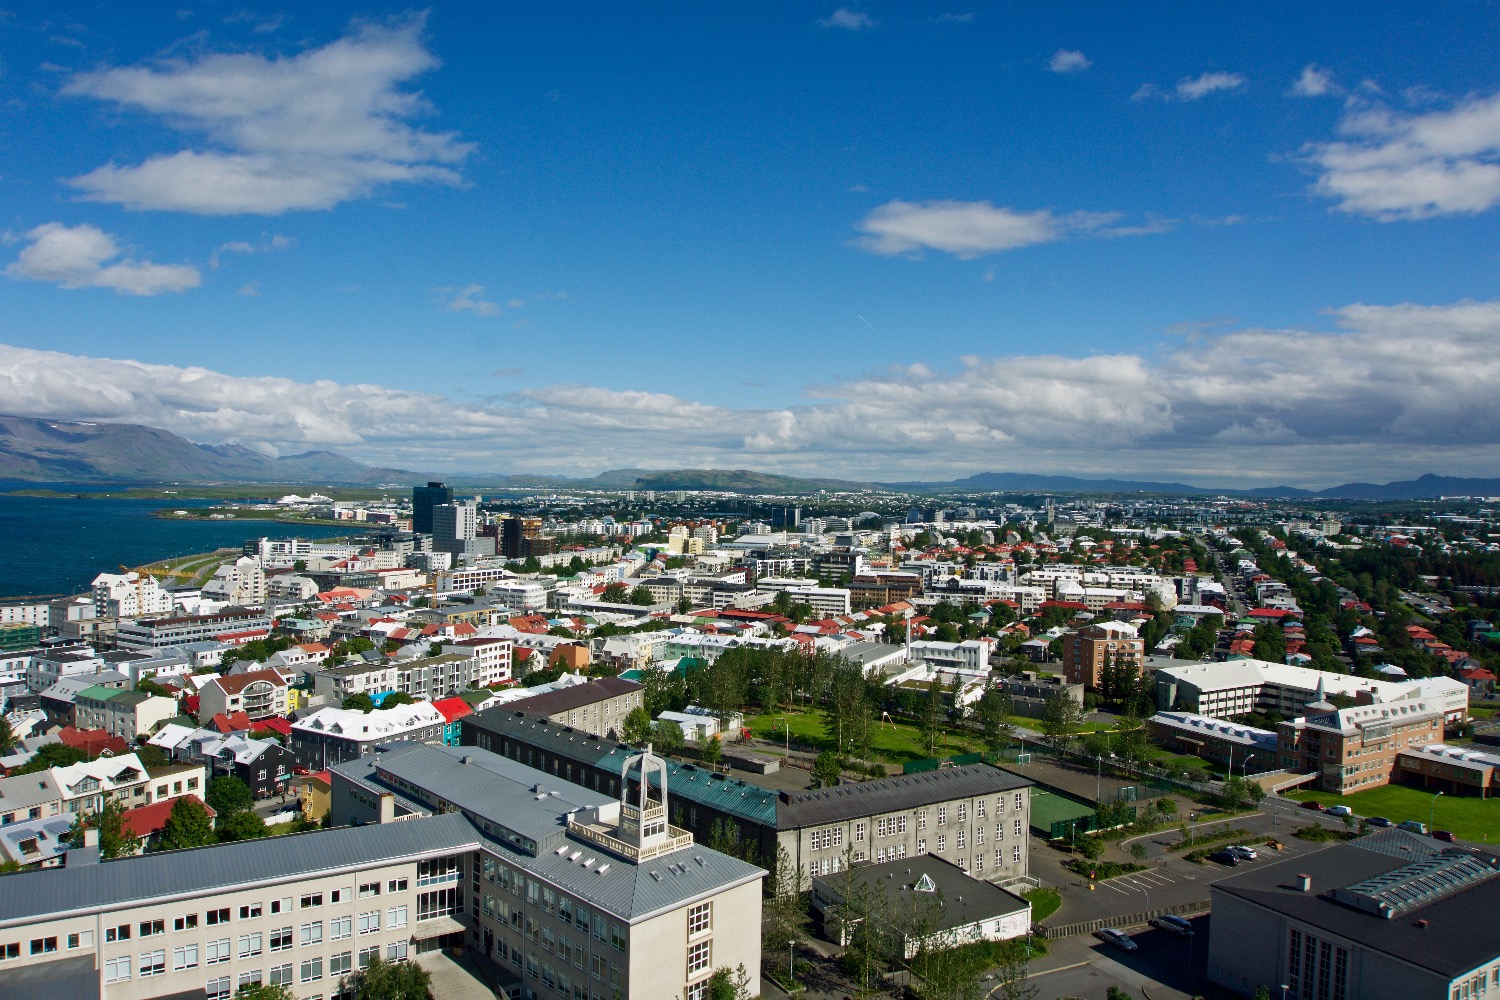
left=1325, top=805, right=1353, bottom=817
left=1150, top=915, right=1195, bottom=936
left=1227, top=845, right=1259, bottom=860
left=1095, top=928, right=1138, bottom=952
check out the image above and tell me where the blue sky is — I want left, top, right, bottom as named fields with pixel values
left=2, top=3, right=1499, bottom=486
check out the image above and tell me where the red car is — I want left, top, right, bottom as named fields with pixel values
left=1299, top=800, right=1323, bottom=811
left=1432, top=831, right=1457, bottom=843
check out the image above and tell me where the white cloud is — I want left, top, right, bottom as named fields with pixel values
left=820, top=8, right=873, bottom=30
left=5, top=222, right=200, bottom=295
left=1131, top=83, right=1166, bottom=103
left=1303, top=90, right=1500, bottom=220
left=1048, top=49, right=1091, bottom=74
left=61, top=17, right=473, bottom=215
left=445, top=284, right=501, bottom=316
left=1290, top=64, right=1337, bottom=97
left=5, top=299, right=1497, bottom=485
left=851, top=200, right=1167, bottom=258
left=1175, top=71, right=1246, bottom=100
left=210, top=233, right=293, bottom=268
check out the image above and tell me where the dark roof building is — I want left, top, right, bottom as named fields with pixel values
left=1208, top=830, right=1500, bottom=1000
left=500, top=675, right=644, bottom=739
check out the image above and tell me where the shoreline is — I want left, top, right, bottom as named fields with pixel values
left=150, top=509, right=356, bottom=528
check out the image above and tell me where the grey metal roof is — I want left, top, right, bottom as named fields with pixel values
left=1211, top=840, right=1500, bottom=977
left=777, top=764, right=1031, bottom=829
left=0, top=812, right=481, bottom=928
left=813, top=854, right=1029, bottom=932
left=0, top=954, right=103, bottom=1000
left=501, top=676, right=641, bottom=717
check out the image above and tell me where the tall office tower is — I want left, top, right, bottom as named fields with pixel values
left=501, top=516, right=543, bottom=559
left=412, top=481, right=453, bottom=534
left=432, top=500, right=480, bottom=558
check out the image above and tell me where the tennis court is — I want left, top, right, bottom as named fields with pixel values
left=1030, top=786, right=1096, bottom=839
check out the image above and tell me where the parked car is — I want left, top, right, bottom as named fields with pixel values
left=1432, top=830, right=1457, bottom=843
left=1208, top=850, right=1241, bottom=866
left=1366, top=816, right=1394, bottom=828
left=1095, top=928, right=1138, bottom=952
left=1227, top=845, right=1259, bottom=860
left=1325, top=805, right=1353, bottom=817
left=1299, top=800, right=1324, bottom=811
left=1150, top=915, right=1195, bottom=936
left=1399, top=820, right=1429, bottom=834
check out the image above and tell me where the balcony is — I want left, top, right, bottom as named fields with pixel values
left=565, top=820, right=694, bottom=862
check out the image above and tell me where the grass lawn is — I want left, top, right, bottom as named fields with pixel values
left=1283, top=784, right=1500, bottom=843
left=744, top=710, right=981, bottom=765
left=1140, top=748, right=1213, bottom=773
left=1022, top=887, right=1062, bottom=922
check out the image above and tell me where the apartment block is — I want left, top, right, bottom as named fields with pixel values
left=1062, top=622, right=1144, bottom=691
left=1278, top=700, right=1444, bottom=794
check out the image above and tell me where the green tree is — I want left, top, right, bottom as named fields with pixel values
left=206, top=775, right=253, bottom=817
left=621, top=706, right=653, bottom=745
left=235, top=983, right=298, bottom=1000
left=1040, top=692, right=1082, bottom=753
left=1130, top=842, right=1148, bottom=863
left=820, top=658, right=871, bottom=756
left=1076, top=834, right=1105, bottom=863
left=381, top=692, right=415, bottom=707
left=701, top=734, right=723, bottom=767
left=0, top=715, right=13, bottom=755
left=629, top=585, right=655, bottom=606
left=341, top=692, right=376, bottom=713
left=134, top=743, right=170, bottom=768
left=217, top=810, right=268, bottom=842
left=705, top=963, right=755, bottom=1000
left=339, top=954, right=432, bottom=1000
left=10, top=742, right=89, bottom=774
left=762, top=844, right=808, bottom=948
left=975, top=688, right=1015, bottom=756
left=649, top=719, right=684, bottom=754
left=920, top=678, right=945, bottom=757
left=155, top=796, right=217, bottom=852
left=812, top=751, right=842, bottom=788
left=73, top=797, right=133, bottom=859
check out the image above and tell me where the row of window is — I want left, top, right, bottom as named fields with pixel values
left=199, top=943, right=407, bottom=1000
left=479, top=858, right=627, bottom=952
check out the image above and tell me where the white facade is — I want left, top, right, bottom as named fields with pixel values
left=201, top=558, right=268, bottom=607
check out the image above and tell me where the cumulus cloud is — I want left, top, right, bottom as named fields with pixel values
left=445, top=284, right=501, bottom=316
left=4, top=299, right=1498, bottom=485
left=61, top=17, right=473, bottom=215
left=210, top=233, right=293, bottom=268
left=1048, top=49, right=1091, bottom=74
left=820, top=8, right=873, bottom=30
left=1290, top=64, right=1337, bottom=97
left=851, top=200, right=1165, bottom=258
left=5, top=222, right=200, bottom=295
left=1303, top=90, right=1500, bottom=220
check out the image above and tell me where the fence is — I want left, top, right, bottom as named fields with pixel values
left=1037, top=899, right=1212, bottom=939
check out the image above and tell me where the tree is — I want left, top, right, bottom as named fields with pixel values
left=821, top=658, right=871, bottom=756
left=920, top=678, right=946, bottom=757
left=0, top=715, right=13, bottom=755
left=73, top=798, right=133, bottom=859
left=812, top=751, right=841, bottom=788
left=705, top=963, right=754, bottom=1000
left=134, top=743, right=170, bottom=768
left=975, top=688, right=1015, bottom=756
left=1040, top=692, right=1082, bottom=753
left=10, top=742, right=88, bottom=774
left=1130, top=842, right=1148, bottom=863
left=235, top=983, right=298, bottom=1000
left=701, top=734, right=723, bottom=767
left=341, top=692, right=376, bottom=713
left=649, top=719, right=684, bottom=754
left=1076, top=834, right=1105, bottom=863
left=339, top=954, right=432, bottom=1000
left=382, top=692, right=415, bottom=707
left=207, top=775, right=253, bottom=817
left=621, top=706, right=653, bottom=745
left=762, top=844, right=808, bottom=948
left=629, top=585, right=655, bottom=606
left=217, top=810, right=268, bottom=842
left=155, top=796, right=217, bottom=852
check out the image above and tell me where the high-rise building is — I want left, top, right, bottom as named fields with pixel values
left=412, top=481, right=453, bottom=534
left=432, top=501, right=480, bottom=559
left=502, top=516, right=543, bottom=559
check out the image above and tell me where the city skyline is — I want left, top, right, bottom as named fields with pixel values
left=2, top=3, right=1498, bottom=487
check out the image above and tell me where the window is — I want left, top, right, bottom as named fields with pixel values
left=238, top=933, right=263, bottom=958
left=855, top=822, right=865, bottom=842
left=270, top=927, right=293, bottom=952
left=359, top=882, right=381, bottom=898
left=67, top=931, right=94, bottom=950
left=106, top=925, right=130, bottom=942
left=300, top=958, right=323, bottom=983
left=206, top=908, right=230, bottom=925
left=331, top=916, right=352, bottom=941
left=977, top=799, right=986, bottom=819
left=330, top=951, right=353, bottom=977
left=1014, top=792, right=1023, bottom=811
left=358, top=947, right=379, bottom=969
left=206, top=976, right=231, bottom=1000
left=417, top=888, right=460, bottom=921
left=957, top=830, right=965, bottom=850
left=688, top=902, right=711, bottom=936
left=29, top=937, right=57, bottom=955
left=917, top=839, right=927, bottom=855
left=387, top=906, right=408, bottom=929
left=1013, top=819, right=1022, bottom=837
left=996, top=822, right=1004, bottom=841
left=687, top=940, right=711, bottom=977
left=917, top=810, right=927, bottom=830
left=104, top=956, right=131, bottom=983
left=207, top=938, right=231, bottom=965
left=977, top=826, right=985, bottom=845
left=239, top=903, right=262, bottom=920
left=687, top=981, right=710, bottom=1000
left=139, top=919, right=164, bottom=937
left=300, top=893, right=323, bottom=909
left=975, top=853, right=984, bottom=872
left=386, top=941, right=408, bottom=962
left=270, top=964, right=294, bottom=987
left=138, top=949, right=166, bottom=977
left=387, top=878, right=408, bottom=893
left=957, top=803, right=966, bottom=822
left=610, top=922, right=626, bottom=953
left=269, top=898, right=291, bottom=915
left=937, top=834, right=946, bottom=853
left=995, top=849, right=1004, bottom=869
left=1012, top=845, right=1021, bottom=863
left=938, top=806, right=947, bottom=824
left=330, top=888, right=347, bottom=904
left=174, top=944, right=199, bottom=970
left=237, top=970, right=263, bottom=990
left=358, top=912, right=380, bottom=935
left=174, top=914, right=198, bottom=932
left=300, top=922, right=323, bottom=946
left=418, top=856, right=460, bottom=886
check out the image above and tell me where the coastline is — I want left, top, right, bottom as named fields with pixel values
left=151, top=508, right=356, bottom=528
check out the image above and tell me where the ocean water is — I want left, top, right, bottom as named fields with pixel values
left=0, top=485, right=354, bottom=598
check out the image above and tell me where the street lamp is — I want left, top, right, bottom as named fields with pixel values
left=1431, top=790, right=1443, bottom=832
left=1242, top=754, right=1255, bottom=780
left=787, top=940, right=795, bottom=985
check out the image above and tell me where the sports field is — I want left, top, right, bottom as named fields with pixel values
left=1283, top=783, right=1499, bottom=843
left=1030, top=786, right=1095, bottom=838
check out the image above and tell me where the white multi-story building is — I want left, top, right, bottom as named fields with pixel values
left=91, top=573, right=176, bottom=619
left=201, top=558, right=268, bottom=607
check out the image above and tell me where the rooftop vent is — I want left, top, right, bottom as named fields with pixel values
left=1297, top=874, right=1312, bottom=892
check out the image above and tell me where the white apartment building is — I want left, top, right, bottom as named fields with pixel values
left=91, top=572, right=176, bottom=619
left=202, top=558, right=268, bottom=607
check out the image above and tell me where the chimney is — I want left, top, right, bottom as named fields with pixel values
left=83, top=826, right=100, bottom=849
left=1297, top=873, right=1312, bottom=893
left=378, top=792, right=396, bottom=824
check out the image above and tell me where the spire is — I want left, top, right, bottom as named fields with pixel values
left=616, top=744, right=670, bottom=850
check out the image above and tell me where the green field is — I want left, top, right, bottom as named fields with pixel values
left=1283, top=784, right=1499, bottom=843
left=1022, top=887, right=1062, bottom=922
left=744, top=710, right=979, bottom=764
left=1028, top=787, right=1095, bottom=837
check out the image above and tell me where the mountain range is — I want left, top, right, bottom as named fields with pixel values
left=1, top=414, right=1496, bottom=501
